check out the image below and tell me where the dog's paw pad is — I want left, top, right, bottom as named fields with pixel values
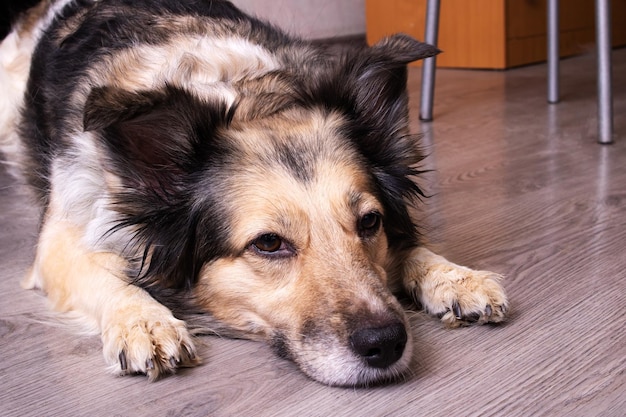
left=102, top=305, right=200, bottom=380
left=420, top=268, right=509, bottom=327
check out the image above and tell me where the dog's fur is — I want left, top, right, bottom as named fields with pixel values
left=0, top=0, right=508, bottom=386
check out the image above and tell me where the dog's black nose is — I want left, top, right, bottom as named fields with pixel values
left=349, top=322, right=407, bottom=368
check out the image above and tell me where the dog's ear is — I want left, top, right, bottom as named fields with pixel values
left=84, top=87, right=170, bottom=132
left=311, top=34, right=438, bottom=143
left=83, top=86, right=233, bottom=290
left=351, top=34, right=439, bottom=137
left=84, top=85, right=232, bottom=195
left=368, top=33, right=439, bottom=63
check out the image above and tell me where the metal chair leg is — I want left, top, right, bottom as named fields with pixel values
left=547, top=0, right=559, bottom=104
left=548, top=0, right=613, bottom=143
left=419, top=0, right=440, bottom=122
left=595, top=0, right=613, bottom=144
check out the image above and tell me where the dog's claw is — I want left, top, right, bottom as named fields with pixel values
left=169, top=357, right=178, bottom=368
left=452, top=301, right=462, bottom=319
left=438, top=302, right=504, bottom=325
left=119, top=351, right=128, bottom=371
left=466, top=312, right=481, bottom=322
left=146, top=358, right=155, bottom=370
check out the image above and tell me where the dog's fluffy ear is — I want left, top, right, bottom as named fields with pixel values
left=312, top=34, right=438, bottom=145
left=83, top=86, right=233, bottom=290
left=369, top=33, right=440, bottom=63
left=351, top=34, right=439, bottom=138
left=84, top=85, right=231, bottom=196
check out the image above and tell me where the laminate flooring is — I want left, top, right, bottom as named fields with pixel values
left=1, top=48, right=625, bottom=417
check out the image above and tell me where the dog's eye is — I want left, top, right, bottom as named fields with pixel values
left=253, top=234, right=282, bottom=252
left=250, top=233, right=294, bottom=258
left=358, top=212, right=381, bottom=237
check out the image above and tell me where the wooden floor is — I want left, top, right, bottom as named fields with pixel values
left=1, top=48, right=625, bottom=417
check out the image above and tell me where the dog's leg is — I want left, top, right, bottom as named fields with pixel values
left=402, top=247, right=508, bottom=327
left=23, top=211, right=199, bottom=380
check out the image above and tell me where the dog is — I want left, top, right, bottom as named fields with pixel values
left=0, top=0, right=508, bottom=386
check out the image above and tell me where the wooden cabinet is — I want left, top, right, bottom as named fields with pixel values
left=366, top=0, right=626, bottom=69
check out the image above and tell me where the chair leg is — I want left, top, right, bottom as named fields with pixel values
left=595, top=0, right=613, bottom=144
left=547, top=0, right=559, bottom=104
left=419, top=0, right=440, bottom=122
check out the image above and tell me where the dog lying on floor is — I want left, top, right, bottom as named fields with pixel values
left=0, top=0, right=508, bottom=386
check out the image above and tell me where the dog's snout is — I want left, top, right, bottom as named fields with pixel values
left=349, top=321, right=407, bottom=368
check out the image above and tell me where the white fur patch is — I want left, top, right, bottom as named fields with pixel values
left=85, top=36, right=281, bottom=108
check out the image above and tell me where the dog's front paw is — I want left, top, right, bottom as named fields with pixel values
left=101, top=301, right=199, bottom=380
left=417, top=266, right=509, bottom=327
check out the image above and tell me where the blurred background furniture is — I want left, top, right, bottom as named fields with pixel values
left=367, top=0, right=624, bottom=141
left=548, top=0, right=614, bottom=144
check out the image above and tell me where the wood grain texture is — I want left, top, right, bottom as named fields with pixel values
left=1, top=47, right=625, bottom=417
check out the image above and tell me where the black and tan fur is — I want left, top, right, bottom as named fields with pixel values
left=0, top=0, right=508, bottom=386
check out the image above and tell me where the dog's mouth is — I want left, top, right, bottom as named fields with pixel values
left=269, top=314, right=413, bottom=387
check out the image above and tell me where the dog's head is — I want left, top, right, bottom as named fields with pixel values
left=83, top=35, right=438, bottom=386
